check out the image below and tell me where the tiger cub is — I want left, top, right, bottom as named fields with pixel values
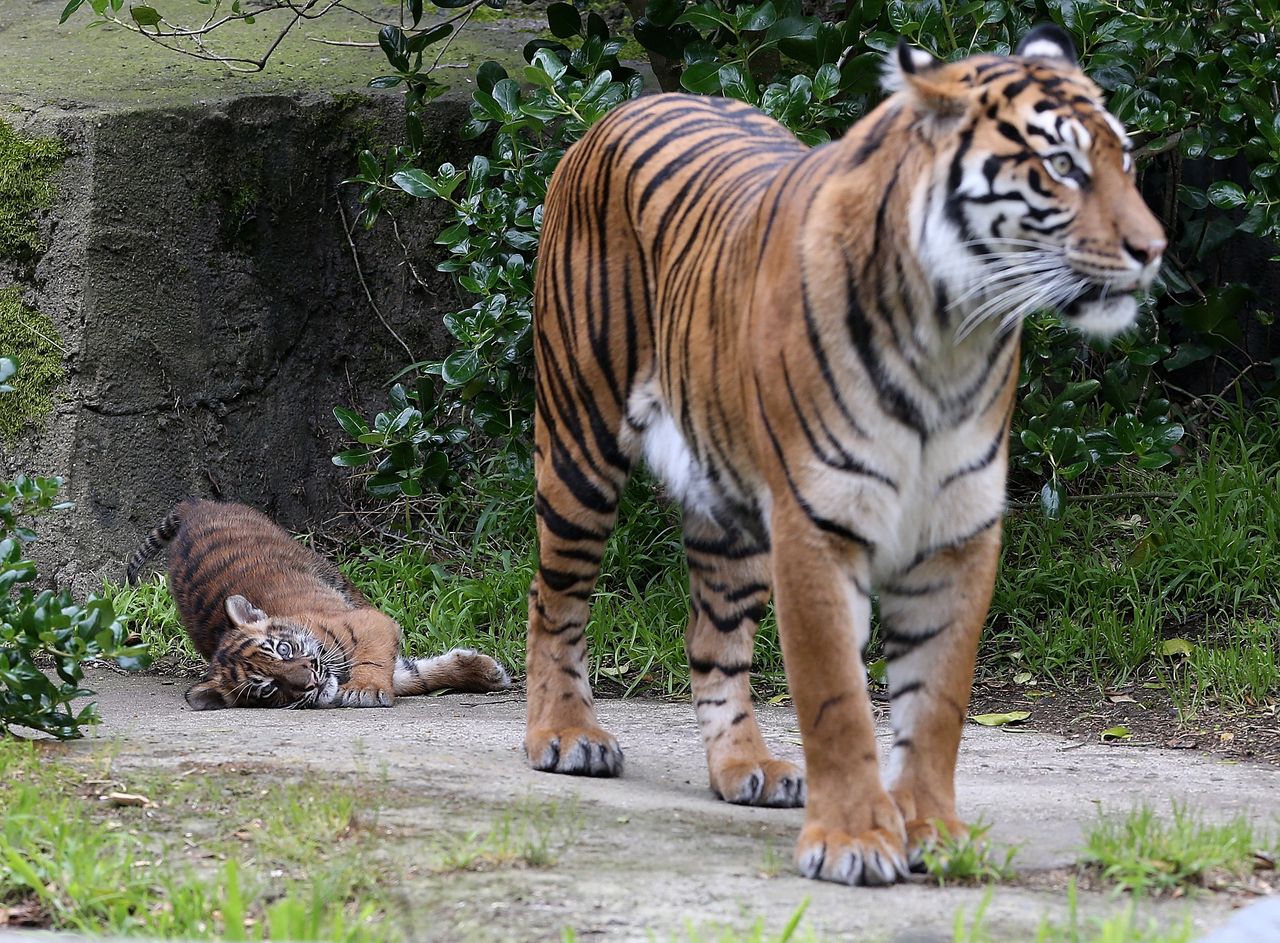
left=126, top=499, right=511, bottom=710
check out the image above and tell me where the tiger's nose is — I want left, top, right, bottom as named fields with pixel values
left=1124, top=237, right=1166, bottom=266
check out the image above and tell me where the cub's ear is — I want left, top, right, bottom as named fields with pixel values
left=225, top=594, right=269, bottom=628
left=185, top=679, right=228, bottom=711
left=1016, top=24, right=1078, bottom=64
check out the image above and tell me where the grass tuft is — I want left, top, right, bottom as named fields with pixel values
left=1081, top=802, right=1274, bottom=895
left=922, top=820, right=1019, bottom=886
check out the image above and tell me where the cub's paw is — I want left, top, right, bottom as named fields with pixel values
left=712, top=758, right=805, bottom=808
left=795, top=817, right=908, bottom=886
left=526, top=725, right=622, bottom=777
left=905, top=817, right=969, bottom=873
left=335, top=684, right=394, bottom=708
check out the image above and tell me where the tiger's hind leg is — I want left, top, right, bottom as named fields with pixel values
left=685, top=514, right=804, bottom=807
left=881, top=523, right=1001, bottom=870
left=524, top=445, right=628, bottom=777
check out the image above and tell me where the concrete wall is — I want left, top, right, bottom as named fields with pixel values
left=2, top=92, right=475, bottom=590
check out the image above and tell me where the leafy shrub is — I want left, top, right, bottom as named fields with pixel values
left=335, top=0, right=1278, bottom=513
left=0, top=359, right=144, bottom=739
left=338, top=24, right=643, bottom=495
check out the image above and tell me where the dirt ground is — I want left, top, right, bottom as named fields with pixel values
left=25, top=668, right=1272, bottom=942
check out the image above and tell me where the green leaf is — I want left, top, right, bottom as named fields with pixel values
left=1207, top=181, right=1246, bottom=209
left=547, top=2, right=581, bottom=38
left=368, top=75, right=404, bottom=89
left=333, top=406, right=370, bottom=438
left=680, top=60, right=723, bottom=94
left=332, top=449, right=375, bottom=468
left=476, top=60, right=507, bottom=93
left=739, top=1, right=776, bottom=32
left=440, top=349, right=480, bottom=385
left=391, top=169, right=435, bottom=198
left=409, top=0, right=423, bottom=26
left=813, top=63, right=840, bottom=101
left=130, top=5, right=162, bottom=27
left=378, top=25, right=410, bottom=71
left=971, top=711, right=1030, bottom=727
left=59, top=0, right=87, bottom=23
left=1160, top=638, right=1194, bottom=657
left=1099, top=725, right=1132, bottom=742
left=407, top=23, right=451, bottom=54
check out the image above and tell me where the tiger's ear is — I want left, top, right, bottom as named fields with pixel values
left=1016, top=24, right=1078, bottom=64
left=225, top=594, right=269, bottom=629
left=185, top=679, right=228, bottom=711
left=883, top=39, right=967, bottom=121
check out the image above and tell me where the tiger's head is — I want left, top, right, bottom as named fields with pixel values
left=184, top=596, right=347, bottom=710
left=887, top=25, right=1165, bottom=339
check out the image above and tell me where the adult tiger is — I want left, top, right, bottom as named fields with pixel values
left=525, top=25, right=1164, bottom=885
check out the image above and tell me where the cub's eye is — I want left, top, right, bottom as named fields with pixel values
left=276, top=642, right=293, bottom=660
left=1046, top=153, right=1077, bottom=177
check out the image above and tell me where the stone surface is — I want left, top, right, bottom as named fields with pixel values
left=53, top=668, right=1280, bottom=942
left=0, top=2, right=547, bottom=590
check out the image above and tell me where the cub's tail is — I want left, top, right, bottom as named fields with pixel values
left=393, top=648, right=512, bottom=696
left=125, top=502, right=186, bottom=585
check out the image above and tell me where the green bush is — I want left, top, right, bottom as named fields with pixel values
left=335, top=0, right=1277, bottom=513
left=0, top=359, right=145, bottom=739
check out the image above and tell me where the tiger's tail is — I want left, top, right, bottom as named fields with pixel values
left=392, top=649, right=512, bottom=696
left=125, top=502, right=187, bottom=585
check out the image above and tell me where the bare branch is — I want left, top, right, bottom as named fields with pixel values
left=336, top=194, right=417, bottom=363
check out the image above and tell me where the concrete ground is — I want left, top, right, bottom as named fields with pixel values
left=35, top=668, right=1274, bottom=942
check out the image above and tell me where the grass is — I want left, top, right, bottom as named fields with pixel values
left=433, top=796, right=579, bottom=872
left=108, top=402, right=1279, bottom=714
left=0, top=740, right=392, bottom=939
left=0, top=289, right=66, bottom=440
left=953, top=885, right=1195, bottom=943
left=1081, top=802, right=1276, bottom=896
left=988, top=399, right=1280, bottom=706
left=921, top=820, right=1019, bottom=887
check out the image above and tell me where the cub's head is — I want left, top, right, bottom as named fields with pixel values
left=185, top=596, right=347, bottom=710
left=888, top=25, right=1165, bottom=338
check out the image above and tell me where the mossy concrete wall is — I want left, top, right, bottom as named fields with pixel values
left=0, top=3, right=538, bottom=590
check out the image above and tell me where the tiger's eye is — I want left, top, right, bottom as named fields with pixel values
left=277, top=642, right=293, bottom=660
left=1048, top=153, right=1075, bottom=176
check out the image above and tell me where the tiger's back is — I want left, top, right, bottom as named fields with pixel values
left=161, top=500, right=363, bottom=660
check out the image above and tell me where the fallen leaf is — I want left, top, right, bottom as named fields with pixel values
left=1013, top=671, right=1035, bottom=685
left=105, top=792, right=151, bottom=808
left=1219, top=731, right=1236, bottom=743
left=1165, top=738, right=1197, bottom=749
left=1160, top=638, right=1194, bottom=657
left=1107, top=693, right=1136, bottom=703
left=1100, top=725, right=1132, bottom=741
left=971, top=711, right=1030, bottom=727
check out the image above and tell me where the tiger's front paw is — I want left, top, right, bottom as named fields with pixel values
left=335, top=683, right=394, bottom=708
left=712, top=758, right=805, bottom=808
left=905, top=817, right=969, bottom=873
left=794, top=801, right=908, bottom=886
left=526, top=725, right=622, bottom=777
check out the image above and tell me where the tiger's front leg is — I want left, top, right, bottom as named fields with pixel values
left=335, top=613, right=399, bottom=707
left=881, top=523, right=1001, bottom=868
left=684, top=514, right=804, bottom=807
left=771, top=501, right=908, bottom=885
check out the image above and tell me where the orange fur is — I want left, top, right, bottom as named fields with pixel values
left=525, top=28, right=1163, bottom=884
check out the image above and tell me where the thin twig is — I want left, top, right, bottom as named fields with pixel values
left=335, top=193, right=416, bottom=363
left=388, top=211, right=435, bottom=295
